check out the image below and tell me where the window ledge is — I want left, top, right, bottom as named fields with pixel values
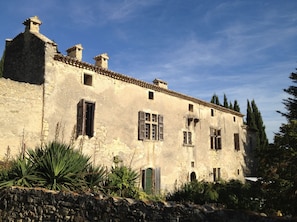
left=183, top=144, right=194, bottom=147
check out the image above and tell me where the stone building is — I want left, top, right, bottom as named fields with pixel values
left=0, top=16, right=254, bottom=193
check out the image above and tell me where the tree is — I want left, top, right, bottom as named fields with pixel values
left=246, top=100, right=257, bottom=131
left=0, top=50, right=4, bottom=78
left=223, top=94, right=229, bottom=108
left=233, top=100, right=240, bottom=112
left=251, top=100, right=268, bottom=149
left=256, top=69, right=297, bottom=216
left=210, top=93, right=220, bottom=105
left=277, top=70, right=297, bottom=121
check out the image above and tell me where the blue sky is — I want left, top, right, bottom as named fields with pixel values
left=1, top=0, right=297, bottom=142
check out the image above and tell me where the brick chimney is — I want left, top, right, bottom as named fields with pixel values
left=66, top=44, right=83, bottom=61
left=94, top=53, right=109, bottom=69
left=23, top=16, right=42, bottom=33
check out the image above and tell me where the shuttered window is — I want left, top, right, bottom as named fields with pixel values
left=77, top=99, right=95, bottom=138
left=138, top=111, right=164, bottom=141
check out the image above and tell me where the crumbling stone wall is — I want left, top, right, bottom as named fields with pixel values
left=0, top=187, right=294, bottom=222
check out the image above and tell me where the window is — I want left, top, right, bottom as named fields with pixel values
left=148, top=91, right=154, bottom=100
left=183, top=131, right=192, bottom=145
left=77, top=99, right=95, bottom=137
left=191, top=161, right=195, bottom=167
left=210, top=128, right=221, bottom=150
left=138, top=111, right=164, bottom=140
left=83, top=73, right=93, bottom=86
left=211, top=109, right=214, bottom=116
left=233, top=116, right=236, bottom=122
left=189, top=104, right=193, bottom=112
left=213, top=168, right=221, bottom=182
left=234, top=133, right=240, bottom=150
left=142, top=168, right=161, bottom=194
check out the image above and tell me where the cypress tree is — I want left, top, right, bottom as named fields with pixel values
left=210, top=93, right=220, bottom=105
left=233, top=100, right=240, bottom=112
left=251, top=100, right=268, bottom=149
left=0, top=50, right=4, bottom=78
left=223, top=94, right=229, bottom=108
left=246, top=100, right=257, bottom=131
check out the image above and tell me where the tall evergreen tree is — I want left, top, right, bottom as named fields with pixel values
left=223, top=94, right=229, bottom=108
left=246, top=100, right=257, bottom=131
left=229, top=101, right=233, bottom=110
left=233, top=100, right=240, bottom=112
left=277, top=70, right=297, bottom=121
left=210, top=93, right=220, bottom=105
left=251, top=100, right=268, bottom=149
left=0, top=50, right=4, bottom=78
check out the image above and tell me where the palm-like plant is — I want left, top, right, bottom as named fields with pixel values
left=27, top=142, right=90, bottom=191
left=0, top=157, right=39, bottom=188
left=84, top=165, right=106, bottom=192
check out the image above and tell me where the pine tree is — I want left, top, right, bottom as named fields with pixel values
left=278, top=70, right=297, bottom=121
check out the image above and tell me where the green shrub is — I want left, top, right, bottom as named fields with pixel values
left=106, top=165, right=139, bottom=198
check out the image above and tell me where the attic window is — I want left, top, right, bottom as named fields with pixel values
left=148, top=91, right=154, bottom=100
left=84, top=74, right=93, bottom=86
left=189, top=104, right=193, bottom=112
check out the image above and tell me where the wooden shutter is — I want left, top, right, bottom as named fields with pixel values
left=85, top=102, right=95, bottom=137
left=154, top=167, right=161, bottom=194
left=76, top=99, right=86, bottom=137
left=138, top=111, right=145, bottom=140
left=158, top=115, right=164, bottom=140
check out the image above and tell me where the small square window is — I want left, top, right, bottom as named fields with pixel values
left=189, top=104, right=193, bottom=112
left=233, top=116, right=236, bottom=122
left=83, top=74, right=93, bottom=86
left=148, top=91, right=154, bottom=100
left=191, top=161, right=195, bottom=168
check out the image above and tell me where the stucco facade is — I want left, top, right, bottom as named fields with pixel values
left=1, top=16, right=254, bottom=193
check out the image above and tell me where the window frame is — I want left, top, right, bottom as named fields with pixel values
left=138, top=111, right=164, bottom=141
left=183, top=131, right=193, bottom=146
left=77, top=99, right=95, bottom=138
left=210, top=128, right=222, bottom=150
left=234, top=133, right=240, bottom=151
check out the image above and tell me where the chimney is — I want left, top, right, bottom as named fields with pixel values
left=23, top=16, right=42, bottom=33
left=66, top=44, right=83, bottom=61
left=94, top=53, right=109, bottom=69
left=153, top=79, right=168, bottom=89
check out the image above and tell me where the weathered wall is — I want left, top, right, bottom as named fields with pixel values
left=41, top=55, right=248, bottom=192
left=0, top=187, right=292, bottom=222
left=0, top=16, right=253, bottom=194
left=0, top=78, right=43, bottom=158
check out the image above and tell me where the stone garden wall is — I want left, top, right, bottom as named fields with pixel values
left=0, top=187, right=295, bottom=222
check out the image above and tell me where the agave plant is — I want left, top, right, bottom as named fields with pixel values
left=84, top=165, right=106, bottom=192
left=0, top=156, right=39, bottom=188
left=27, top=142, right=91, bottom=191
